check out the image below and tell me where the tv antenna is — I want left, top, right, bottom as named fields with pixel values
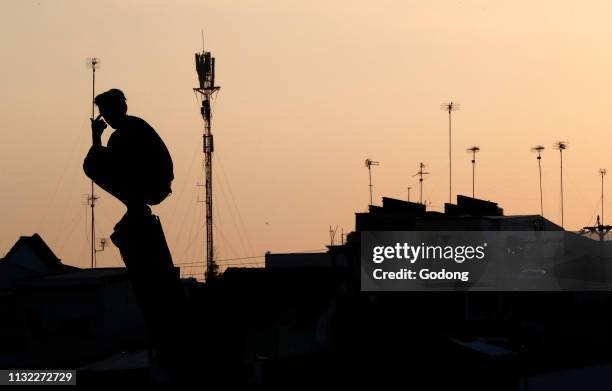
left=466, top=146, right=480, bottom=198
left=365, top=158, right=379, bottom=206
left=531, top=145, right=545, bottom=227
left=86, top=57, right=100, bottom=268
left=194, top=42, right=221, bottom=281
left=553, top=141, right=568, bottom=228
left=413, top=162, right=430, bottom=205
left=441, top=101, right=460, bottom=203
left=581, top=169, right=612, bottom=241
left=329, top=225, right=338, bottom=246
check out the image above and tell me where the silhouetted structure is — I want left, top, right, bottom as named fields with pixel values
left=531, top=145, right=546, bottom=226
left=467, top=145, right=480, bottom=198
left=365, top=158, right=379, bottom=206
left=413, top=162, right=429, bottom=204
left=0, top=234, right=78, bottom=293
left=194, top=47, right=221, bottom=281
left=554, top=141, right=569, bottom=228
left=86, top=57, right=101, bottom=268
left=441, top=101, right=460, bottom=203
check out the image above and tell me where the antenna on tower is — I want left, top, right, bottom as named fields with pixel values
left=413, top=162, right=430, bottom=205
left=365, top=158, right=380, bottom=206
left=441, top=101, right=460, bottom=204
left=194, top=41, right=221, bottom=281
left=86, top=57, right=100, bottom=269
left=553, top=141, right=568, bottom=229
left=466, top=146, right=480, bottom=198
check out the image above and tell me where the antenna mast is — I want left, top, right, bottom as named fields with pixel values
left=531, top=145, right=545, bottom=228
left=194, top=43, right=220, bottom=281
left=581, top=169, right=612, bottom=241
left=554, top=141, right=568, bottom=228
left=441, top=101, right=460, bottom=203
left=86, top=57, right=100, bottom=268
left=600, top=168, right=607, bottom=225
left=467, top=146, right=480, bottom=198
left=365, top=159, right=379, bottom=206
left=413, top=162, right=430, bottom=205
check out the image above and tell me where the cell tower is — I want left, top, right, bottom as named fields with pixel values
left=365, top=158, right=379, bottom=206
left=531, top=145, right=545, bottom=226
left=553, top=141, right=568, bottom=228
left=194, top=44, right=220, bottom=281
left=86, top=57, right=100, bottom=268
left=441, top=101, right=460, bottom=203
left=466, top=146, right=480, bottom=198
left=413, top=162, right=430, bottom=205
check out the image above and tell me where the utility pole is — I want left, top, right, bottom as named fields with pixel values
left=194, top=44, right=221, bottom=281
left=441, top=102, right=460, bottom=203
left=413, top=162, right=430, bottom=205
left=365, top=159, right=380, bottom=206
left=467, top=146, right=480, bottom=198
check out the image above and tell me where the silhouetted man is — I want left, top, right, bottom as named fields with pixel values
left=84, top=89, right=173, bottom=209
left=83, top=89, right=189, bottom=382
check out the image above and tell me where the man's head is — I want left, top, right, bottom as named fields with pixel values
left=95, top=89, right=128, bottom=129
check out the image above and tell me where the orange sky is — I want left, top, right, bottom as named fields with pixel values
left=2, top=0, right=612, bottom=275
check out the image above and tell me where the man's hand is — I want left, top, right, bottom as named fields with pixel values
left=90, top=114, right=107, bottom=147
left=91, top=114, right=107, bottom=136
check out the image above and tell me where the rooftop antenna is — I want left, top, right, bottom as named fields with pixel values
left=329, top=225, right=338, bottom=246
left=553, top=141, right=568, bottom=228
left=95, top=238, right=107, bottom=258
left=600, top=168, right=607, bottom=225
left=407, top=186, right=412, bottom=202
left=413, top=162, right=430, bottom=205
left=581, top=169, right=612, bottom=241
left=365, top=158, right=380, bottom=206
left=86, top=57, right=100, bottom=268
left=194, top=40, right=221, bottom=281
left=466, top=146, right=480, bottom=198
left=531, top=145, right=545, bottom=227
left=441, top=101, right=460, bottom=203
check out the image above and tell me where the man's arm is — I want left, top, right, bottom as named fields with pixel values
left=90, top=114, right=106, bottom=147
left=83, top=115, right=109, bottom=181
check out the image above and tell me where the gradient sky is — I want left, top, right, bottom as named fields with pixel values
left=2, top=0, right=612, bottom=275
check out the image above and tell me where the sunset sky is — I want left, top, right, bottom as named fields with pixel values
left=2, top=0, right=612, bottom=274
